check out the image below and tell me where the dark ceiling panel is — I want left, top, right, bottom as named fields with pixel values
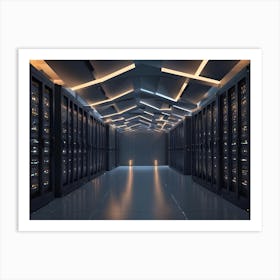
left=140, top=76, right=160, bottom=92
left=98, top=106, right=117, bottom=116
left=45, top=60, right=93, bottom=87
left=157, top=76, right=186, bottom=99
left=200, top=60, right=240, bottom=80
left=181, top=82, right=211, bottom=104
left=116, top=99, right=136, bottom=111
left=134, top=60, right=163, bottom=69
left=76, top=85, right=107, bottom=104
left=90, top=60, right=134, bottom=79
left=162, top=60, right=203, bottom=74
left=102, top=76, right=135, bottom=98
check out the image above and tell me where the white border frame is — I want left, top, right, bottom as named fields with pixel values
left=18, top=48, right=262, bottom=232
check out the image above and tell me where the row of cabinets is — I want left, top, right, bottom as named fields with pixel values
left=168, top=66, right=250, bottom=211
left=30, top=66, right=119, bottom=213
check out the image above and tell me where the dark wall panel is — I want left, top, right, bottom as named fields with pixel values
left=119, top=131, right=166, bottom=166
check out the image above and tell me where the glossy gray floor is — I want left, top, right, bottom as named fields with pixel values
left=31, top=166, right=249, bottom=220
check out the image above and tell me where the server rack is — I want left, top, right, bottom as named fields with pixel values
left=169, top=66, right=250, bottom=211
left=218, top=67, right=250, bottom=210
left=30, top=66, right=119, bottom=213
left=53, top=85, right=108, bottom=197
left=191, top=66, right=250, bottom=211
left=30, top=65, right=55, bottom=212
left=106, top=126, right=120, bottom=171
left=168, top=117, right=192, bottom=175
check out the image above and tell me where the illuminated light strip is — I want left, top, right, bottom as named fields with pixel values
left=115, top=124, right=126, bottom=128
left=143, top=111, right=154, bottom=117
left=126, top=115, right=153, bottom=123
left=140, top=115, right=152, bottom=122
left=161, top=112, right=170, bottom=116
left=140, top=88, right=155, bottom=95
left=100, top=105, right=137, bottom=118
left=173, top=105, right=193, bottom=112
left=160, top=60, right=208, bottom=102
left=172, top=113, right=185, bottom=119
left=161, top=67, right=220, bottom=85
left=89, top=89, right=134, bottom=106
left=104, top=117, right=124, bottom=123
left=140, top=101, right=172, bottom=111
left=139, top=119, right=151, bottom=126
left=112, top=117, right=125, bottom=122
left=126, top=115, right=139, bottom=121
left=174, top=81, right=188, bottom=101
left=156, top=118, right=176, bottom=124
left=155, top=92, right=177, bottom=102
left=129, top=123, right=141, bottom=128
left=156, top=119, right=176, bottom=126
left=71, top=63, right=136, bottom=91
left=195, top=60, right=208, bottom=75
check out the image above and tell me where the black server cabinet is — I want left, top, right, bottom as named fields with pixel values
left=106, top=125, right=120, bottom=171
left=219, top=67, right=250, bottom=211
left=54, top=85, right=95, bottom=196
left=184, top=117, right=192, bottom=175
left=168, top=118, right=192, bottom=175
left=192, top=66, right=250, bottom=211
left=30, top=65, right=55, bottom=212
left=115, top=130, right=120, bottom=166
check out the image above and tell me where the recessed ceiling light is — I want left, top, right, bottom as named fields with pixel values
left=140, top=101, right=172, bottom=112
left=173, top=105, right=192, bottom=112
left=89, top=89, right=134, bottom=106
left=129, top=123, right=141, bottom=128
left=140, top=88, right=155, bottom=95
left=161, top=112, right=170, bottom=116
left=161, top=67, right=220, bottom=86
left=71, top=63, right=136, bottom=91
left=100, top=105, right=137, bottom=118
left=172, top=113, right=185, bottom=119
left=155, top=92, right=177, bottom=102
left=195, top=60, right=208, bottom=76
left=143, top=111, right=154, bottom=117
left=174, top=81, right=188, bottom=101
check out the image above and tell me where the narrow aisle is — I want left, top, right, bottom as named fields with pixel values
left=92, top=166, right=184, bottom=219
left=31, top=166, right=249, bottom=220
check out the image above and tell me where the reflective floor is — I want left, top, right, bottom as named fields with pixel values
left=31, top=166, right=249, bottom=220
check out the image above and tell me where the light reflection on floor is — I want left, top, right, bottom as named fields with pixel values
left=31, top=166, right=249, bottom=220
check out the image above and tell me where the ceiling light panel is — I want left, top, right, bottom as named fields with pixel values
left=71, top=63, right=136, bottom=91
left=101, top=105, right=137, bottom=118
left=90, top=89, right=134, bottom=106
left=161, top=67, right=220, bottom=86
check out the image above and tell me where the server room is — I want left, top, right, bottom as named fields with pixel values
left=27, top=58, right=251, bottom=221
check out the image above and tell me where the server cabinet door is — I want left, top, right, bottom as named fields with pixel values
left=206, top=105, right=212, bottom=184
left=78, top=108, right=83, bottom=178
left=238, top=77, right=250, bottom=202
left=221, top=93, right=229, bottom=190
left=30, top=67, right=55, bottom=212
left=73, top=105, right=78, bottom=181
left=30, top=78, right=41, bottom=198
left=61, top=96, right=69, bottom=185
left=41, top=85, right=53, bottom=192
left=212, top=101, right=218, bottom=187
left=83, top=112, right=88, bottom=177
left=229, top=86, right=238, bottom=194
left=68, top=101, right=73, bottom=183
